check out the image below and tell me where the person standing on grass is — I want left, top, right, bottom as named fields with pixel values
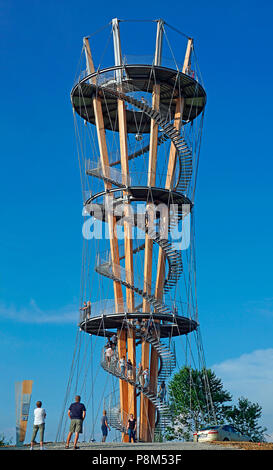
left=65, top=395, right=86, bottom=449
left=30, top=401, right=46, bottom=450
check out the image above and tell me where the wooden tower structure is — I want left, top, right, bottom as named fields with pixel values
left=71, top=18, right=206, bottom=442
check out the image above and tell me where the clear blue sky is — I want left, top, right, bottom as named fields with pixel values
left=1, top=0, right=273, bottom=443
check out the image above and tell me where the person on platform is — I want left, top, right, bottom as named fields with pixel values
left=65, top=395, right=86, bottom=449
left=80, top=301, right=91, bottom=320
left=147, top=318, right=153, bottom=335
left=101, top=409, right=111, bottom=442
left=110, top=333, right=117, bottom=349
left=127, top=358, right=133, bottom=380
left=119, top=355, right=126, bottom=376
left=136, top=362, right=143, bottom=385
left=86, top=301, right=91, bottom=318
left=105, top=346, right=113, bottom=366
left=30, top=401, right=46, bottom=450
left=143, top=368, right=149, bottom=389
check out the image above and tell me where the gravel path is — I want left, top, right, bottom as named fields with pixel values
left=2, top=441, right=238, bottom=451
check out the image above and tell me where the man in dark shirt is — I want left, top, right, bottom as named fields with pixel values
left=65, top=395, right=86, bottom=449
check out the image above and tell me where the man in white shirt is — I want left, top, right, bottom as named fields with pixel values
left=30, top=401, right=46, bottom=450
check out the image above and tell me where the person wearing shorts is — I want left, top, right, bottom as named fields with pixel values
left=65, top=395, right=86, bottom=449
left=101, top=410, right=111, bottom=442
left=30, top=401, right=46, bottom=450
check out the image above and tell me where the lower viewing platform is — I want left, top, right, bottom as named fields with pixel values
left=79, top=310, right=198, bottom=338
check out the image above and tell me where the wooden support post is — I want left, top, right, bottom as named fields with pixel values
left=144, top=83, right=161, bottom=442
left=154, top=97, right=185, bottom=301
left=140, top=19, right=164, bottom=442
left=154, top=37, right=193, bottom=302
left=148, top=38, right=193, bottom=440
left=84, top=37, right=124, bottom=312
left=112, top=18, right=137, bottom=433
left=118, top=98, right=136, bottom=424
left=182, top=38, right=193, bottom=74
left=84, top=36, right=128, bottom=434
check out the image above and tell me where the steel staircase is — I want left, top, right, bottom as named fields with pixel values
left=101, top=321, right=176, bottom=436
left=109, top=132, right=169, bottom=168
left=96, top=259, right=173, bottom=315
left=97, top=81, right=193, bottom=194
left=89, top=185, right=184, bottom=301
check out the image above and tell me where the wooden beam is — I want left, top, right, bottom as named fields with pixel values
left=142, top=83, right=161, bottom=312
left=154, top=37, right=193, bottom=302
left=84, top=37, right=124, bottom=312
left=140, top=20, right=163, bottom=442
left=154, top=97, right=185, bottom=301
left=150, top=38, right=192, bottom=438
left=140, top=101, right=160, bottom=441
left=112, top=19, right=137, bottom=429
left=144, top=83, right=161, bottom=442
left=118, top=98, right=136, bottom=423
left=84, top=37, right=128, bottom=433
left=182, top=38, right=193, bottom=74
left=139, top=339, right=150, bottom=442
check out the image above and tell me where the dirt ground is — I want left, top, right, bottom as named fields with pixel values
left=208, top=441, right=273, bottom=450
left=2, top=440, right=273, bottom=451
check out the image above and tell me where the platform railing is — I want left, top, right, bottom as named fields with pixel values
left=85, top=159, right=131, bottom=187
left=85, top=160, right=182, bottom=191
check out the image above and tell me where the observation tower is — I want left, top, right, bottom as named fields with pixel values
left=70, top=18, right=206, bottom=442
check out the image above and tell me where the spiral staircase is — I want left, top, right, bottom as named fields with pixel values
left=101, top=321, right=176, bottom=437
left=78, top=68, right=199, bottom=440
